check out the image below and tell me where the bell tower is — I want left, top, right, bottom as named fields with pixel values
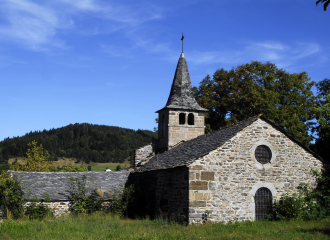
left=156, top=48, right=207, bottom=152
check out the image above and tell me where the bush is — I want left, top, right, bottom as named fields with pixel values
left=69, top=175, right=103, bottom=214
left=69, top=174, right=135, bottom=217
left=25, top=192, right=53, bottom=220
left=0, top=172, right=25, bottom=219
left=269, top=170, right=330, bottom=221
left=309, top=170, right=330, bottom=216
left=88, top=166, right=92, bottom=171
left=268, top=192, right=306, bottom=220
left=116, top=165, right=122, bottom=171
left=105, top=184, right=134, bottom=217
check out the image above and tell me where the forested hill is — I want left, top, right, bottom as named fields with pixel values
left=0, top=123, right=157, bottom=164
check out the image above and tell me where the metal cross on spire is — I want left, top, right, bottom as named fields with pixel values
left=181, top=33, right=184, bottom=53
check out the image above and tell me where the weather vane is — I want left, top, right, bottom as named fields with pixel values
left=181, top=33, right=184, bottom=53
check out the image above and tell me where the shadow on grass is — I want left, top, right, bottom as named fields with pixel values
left=299, top=228, right=330, bottom=236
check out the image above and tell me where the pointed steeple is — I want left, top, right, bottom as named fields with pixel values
left=157, top=53, right=207, bottom=112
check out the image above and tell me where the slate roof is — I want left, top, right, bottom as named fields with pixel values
left=156, top=53, right=207, bottom=112
left=8, top=171, right=129, bottom=201
left=135, top=115, right=323, bottom=172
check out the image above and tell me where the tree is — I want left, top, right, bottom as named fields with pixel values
left=316, top=0, right=330, bottom=11
left=313, top=79, right=330, bottom=162
left=11, top=140, right=55, bottom=172
left=316, top=93, right=330, bottom=132
left=194, top=61, right=317, bottom=145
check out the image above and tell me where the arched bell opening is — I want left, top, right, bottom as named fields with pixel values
left=179, top=113, right=186, bottom=125
left=188, top=113, right=194, bottom=125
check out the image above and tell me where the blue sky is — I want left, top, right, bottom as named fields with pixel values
left=0, top=0, right=329, bottom=141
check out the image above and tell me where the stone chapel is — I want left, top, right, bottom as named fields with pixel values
left=9, top=48, right=324, bottom=224
left=130, top=51, right=324, bottom=224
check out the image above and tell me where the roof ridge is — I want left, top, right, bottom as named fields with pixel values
left=135, top=116, right=260, bottom=172
left=135, top=115, right=324, bottom=173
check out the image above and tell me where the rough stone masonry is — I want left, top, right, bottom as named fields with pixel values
left=187, top=118, right=323, bottom=223
left=8, top=170, right=129, bottom=215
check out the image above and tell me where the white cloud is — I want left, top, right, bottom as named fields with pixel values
left=0, top=55, right=23, bottom=67
left=59, top=0, right=102, bottom=12
left=0, top=0, right=69, bottom=50
left=187, top=41, right=322, bottom=69
left=0, top=0, right=163, bottom=51
left=293, top=43, right=320, bottom=59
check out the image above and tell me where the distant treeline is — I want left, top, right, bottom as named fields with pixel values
left=0, top=123, right=157, bottom=167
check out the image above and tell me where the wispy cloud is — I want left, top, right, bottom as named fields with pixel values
left=0, top=0, right=66, bottom=51
left=0, top=0, right=163, bottom=51
left=0, top=55, right=27, bottom=68
left=59, top=0, right=102, bottom=12
left=187, top=41, right=322, bottom=69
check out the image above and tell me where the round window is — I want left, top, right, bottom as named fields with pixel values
left=255, top=145, right=272, bottom=164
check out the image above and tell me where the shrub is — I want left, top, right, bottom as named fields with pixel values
left=0, top=172, right=25, bottom=219
left=116, top=165, right=122, bottom=171
left=309, top=170, right=330, bottom=216
left=268, top=192, right=306, bottom=220
left=105, top=184, right=134, bottom=217
left=69, top=175, right=103, bottom=214
left=269, top=169, right=330, bottom=221
left=69, top=174, right=135, bottom=217
left=25, top=192, right=53, bottom=220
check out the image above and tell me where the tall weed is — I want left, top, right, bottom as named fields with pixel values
left=25, top=192, right=53, bottom=220
left=69, top=175, right=103, bottom=214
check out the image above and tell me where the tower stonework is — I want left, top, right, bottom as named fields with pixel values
left=134, top=52, right=207, bottom=167
left=158, top=110, right=205, bottom=150
left=156, top=52, right=207, bottom=151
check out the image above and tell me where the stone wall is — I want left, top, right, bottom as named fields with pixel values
left=187, top=119, right=323, bottom=224
left=127, top=166, right=189, bottom=220
left=8, top=170, right=130, bottom=215
left=134, top=144, right=154, bottom=167
left=25, top=201, right=70, bottom=216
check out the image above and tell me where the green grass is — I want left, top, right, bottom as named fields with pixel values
left=1, top=213, right=330, bottom=239
left=8, top=157, right=131, bottom=172
left=90, top=163, right=130, bottom=171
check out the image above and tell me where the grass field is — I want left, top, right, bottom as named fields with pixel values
left=8, top=158, right=131, bottom=171
left=1, top=213, right=330, bottom=239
